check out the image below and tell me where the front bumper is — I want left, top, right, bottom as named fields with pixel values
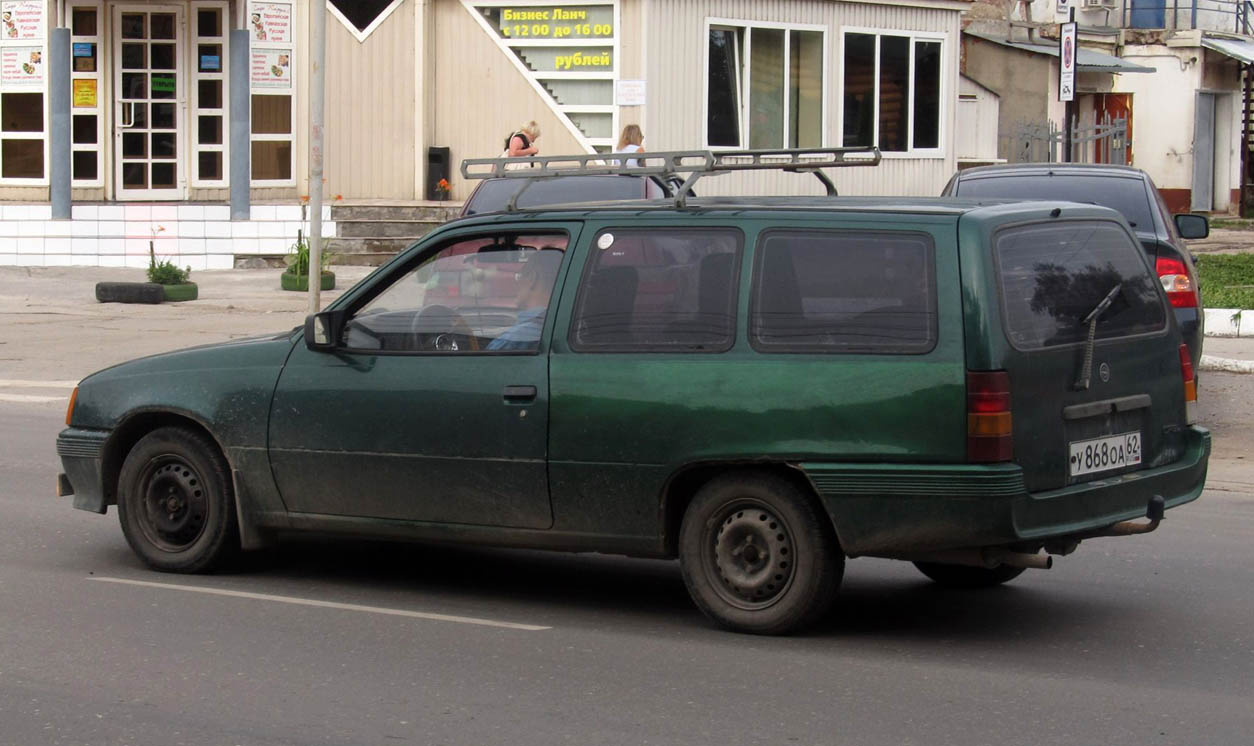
left=803, top=425, right=1211, bottom=556
left=56, top=427, right=111, bottom=513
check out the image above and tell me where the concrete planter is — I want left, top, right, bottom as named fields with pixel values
left=281, top=271, right=336, bottom=292
left=162, top=283, right=199, bottom=302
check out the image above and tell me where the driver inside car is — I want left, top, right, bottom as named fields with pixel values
left=486, top=249, right=564, bottom=351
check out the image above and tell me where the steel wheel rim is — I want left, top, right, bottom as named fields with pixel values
left=136, top=455, right=209, bottom=553
left=704, top=498, right=797, bottom=611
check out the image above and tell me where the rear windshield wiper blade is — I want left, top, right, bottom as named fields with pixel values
left=1074, top=282, right=1122, bottom=391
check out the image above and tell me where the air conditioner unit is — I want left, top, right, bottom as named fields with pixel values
left=1081, top=0, right=1117, bottom=9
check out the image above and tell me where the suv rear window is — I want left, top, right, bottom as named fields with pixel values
left=569, top=228, right=742, bottom=352
left=749, top=230, right=937, bottom=354
left=954, top=174, right=1156, bottom=234
left=463, top=175, right=653, bottom=215
left=996, top=220, right=1167, bottom=349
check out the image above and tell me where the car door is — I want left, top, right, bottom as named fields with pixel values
left=267, top=223, right=579, bottom=528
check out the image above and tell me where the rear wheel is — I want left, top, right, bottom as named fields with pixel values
left=913, top=561, right=1025, bottom=588
left=678, top=473, right=842, bottom=635
left=117, top=427, right=239, bottom=573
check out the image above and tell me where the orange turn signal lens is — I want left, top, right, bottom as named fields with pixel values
left=968, top=411, right=1012, bottom=437
left=65, top=387, right=78, bottom=426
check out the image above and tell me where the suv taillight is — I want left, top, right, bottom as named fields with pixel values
left=1179, top=344, right=1197, bottom=422
left=967, top=371, right=1013, bottom=462
left=1156, top=256, right=1198, bottom=308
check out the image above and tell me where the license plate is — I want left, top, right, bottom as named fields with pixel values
left=1069, top=432, right=1142, bottom=477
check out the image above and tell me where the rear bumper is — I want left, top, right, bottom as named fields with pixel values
left=802, top=425, right=1211, bottom=556
left=56, top=427, right=111, bottom=514
left=1174, top=306, right=1203, bottom=370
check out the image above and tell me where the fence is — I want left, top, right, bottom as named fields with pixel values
left=1001, top=114, right=1129, bottom=165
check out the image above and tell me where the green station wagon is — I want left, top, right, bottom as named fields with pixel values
left=57, top=150, right=1210, bottom=634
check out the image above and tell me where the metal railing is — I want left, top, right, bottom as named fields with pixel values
left=461, top=147, right=883, bottom=209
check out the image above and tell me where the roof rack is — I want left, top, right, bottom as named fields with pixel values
left=459, top=146, right=882, bottom=210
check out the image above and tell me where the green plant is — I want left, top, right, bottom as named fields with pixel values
left=284, top=238, right=336, bottom=276
left=147, top=258, right=190, bottom=285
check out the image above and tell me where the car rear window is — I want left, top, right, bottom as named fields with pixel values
left=954, top=174, right=1156, bottom=234
left=749, top=230, right=937, bottom=354
left=569, top=228, right=742, bottom=352
left=995, top=220, right=1167, bottom=350
left=464, top=175, right=649, bottom=215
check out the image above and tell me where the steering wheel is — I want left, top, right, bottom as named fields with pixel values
left=408, top=304, right=480, bottom=352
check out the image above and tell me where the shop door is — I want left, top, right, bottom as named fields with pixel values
left=113, top=5, right=184, bottom=200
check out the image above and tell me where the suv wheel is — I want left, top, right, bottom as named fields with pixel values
left=678, top=473, right=842, bottom=635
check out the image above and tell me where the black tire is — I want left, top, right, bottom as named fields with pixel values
left=678, top=473, right=842, bottom=635
left=913, top=561, right=1026, bottom=588
left=117, top=427, right=239, bottom=573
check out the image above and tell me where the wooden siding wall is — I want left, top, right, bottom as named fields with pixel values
left=645, top=0, right=960, bottom=196
left=324, top=0, right=418, bottom=200
left=433, top=0, right=585, bottom=200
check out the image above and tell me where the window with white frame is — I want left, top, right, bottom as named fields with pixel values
left=248, top=0, right=294, bottom=183
left=842, top=31, right=942, bottom=153
left=706, top=21, right=824, bottom=149
left=193, top=2, right=228, bottom=185
left=69, top=2, right=103, bottom=186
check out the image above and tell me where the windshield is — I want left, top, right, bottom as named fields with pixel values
left=955, top=173, right=1157, bottom=234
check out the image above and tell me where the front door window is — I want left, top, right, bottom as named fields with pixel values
left=114, top=5, right=183, bottom=199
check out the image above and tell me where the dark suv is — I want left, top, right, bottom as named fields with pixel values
left=943, top=164, right=1208, bottom=369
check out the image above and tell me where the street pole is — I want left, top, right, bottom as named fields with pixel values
left=307, top=0, right=327, bottom=314
left=1064, top=7, right=1075, bottom=163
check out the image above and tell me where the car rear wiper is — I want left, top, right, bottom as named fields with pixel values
left=1074, top=282, right=1122, bottom=391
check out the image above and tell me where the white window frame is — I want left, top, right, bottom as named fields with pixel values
left=702, top=18, right=828, bottom=151
left=190, top=0, right=230, bottom=187
left=838, top=27, right=947, bottom=159
left=248, top=0, right=295, bottom=186
left=0, top=1, right=50, bottom=186
left=68, top=1, right=105, bottom=188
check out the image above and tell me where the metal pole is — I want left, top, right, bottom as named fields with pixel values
left=1065, top=7, right=1075, bottom=163
left=307, top=0, right=327, bottom=314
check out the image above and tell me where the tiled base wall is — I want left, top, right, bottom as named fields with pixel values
left=0, top=204, right=336, bottom=269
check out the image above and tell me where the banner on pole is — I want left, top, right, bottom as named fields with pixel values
left=1059, top=22, right=1076, bottom=103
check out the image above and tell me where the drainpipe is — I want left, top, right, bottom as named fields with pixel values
left=229, top=28, right=250, bottom=220
left=50, top=28, right=70, bottom=220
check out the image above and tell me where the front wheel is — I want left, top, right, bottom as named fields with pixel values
left=913, top=561, right=1025, bottom=588
left=678, top=473, right=842, bottom=635
left=117, top=427, right=239, bottom=573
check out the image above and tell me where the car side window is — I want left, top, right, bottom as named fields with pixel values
left=569, top=228, right=743, bottom=352
left=749, top=230, right=937, bottom=354
left=342, top=233, right=567, bottom=354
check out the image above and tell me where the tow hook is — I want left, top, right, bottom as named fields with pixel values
left=1101, top=495, right=1165, bottom=536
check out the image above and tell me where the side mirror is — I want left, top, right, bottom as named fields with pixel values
left=305, top=310, right=345, bottom=351
left=1174, top=213, right=1209, bottom=239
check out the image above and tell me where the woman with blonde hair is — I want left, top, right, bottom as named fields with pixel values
left=615, top=124, right=644, bottom=166
left=503, top=121, right=541, bottom=158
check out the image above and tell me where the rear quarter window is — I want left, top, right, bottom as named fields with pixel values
left=995, top=220, right=1167, bottom=350
left=749, top=230, right=937, bottom=354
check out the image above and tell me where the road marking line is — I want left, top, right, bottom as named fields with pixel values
left=87, top=576, right=552, bottom=631
left=0, top=393, right=67, bottom=403
left=0, top=379, right=78, bottom=388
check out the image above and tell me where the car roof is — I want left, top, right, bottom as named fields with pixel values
left=955, top=163, right=1148, bottom=180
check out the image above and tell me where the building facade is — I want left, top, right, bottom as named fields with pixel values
left=0, top=0, right=968, bottom=268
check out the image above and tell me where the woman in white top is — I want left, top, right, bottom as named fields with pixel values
left=615, top=124, right=644, bottom=167
left=502, top=121, right=541, bottom=169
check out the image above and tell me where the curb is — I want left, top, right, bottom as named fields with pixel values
left=1203, top=308, right=1253, bottom=337
left=1199, top=354, right=1254, bottom=374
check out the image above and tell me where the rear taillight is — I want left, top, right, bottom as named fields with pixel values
left=1156, top=256, right=1198, bottom=308
left=967, top=371, right=1013, bottom=462
left=1179, top=344, right=1197, bottom=422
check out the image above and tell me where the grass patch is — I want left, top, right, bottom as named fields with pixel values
left=1209, top=218, right=1254, bottom=230
left=1196, top=253, right=1254, bottom=308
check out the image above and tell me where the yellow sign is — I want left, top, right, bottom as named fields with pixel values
left=499, top=6, right=612, bottom=39
left=72, top=78, right=96, bottom=107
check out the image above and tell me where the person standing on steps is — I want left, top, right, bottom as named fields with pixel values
left=615, top=124, right=645, bottom=167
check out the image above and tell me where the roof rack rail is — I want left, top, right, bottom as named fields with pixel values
left=460, top=146, right=882, bottom=209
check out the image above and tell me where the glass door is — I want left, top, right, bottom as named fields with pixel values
left=113, top=5, right=184, bottom=200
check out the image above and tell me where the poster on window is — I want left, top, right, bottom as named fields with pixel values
left=1, top=45, right=42, bottom=85
left=251, top=48, right=290, bottom=88
left=1, top=1, right=43, bottom=40
left=248, top=2, right=291, bottom=43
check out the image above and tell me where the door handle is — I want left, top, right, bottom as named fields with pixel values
left=118, top=102, right=136, bottom=129
left=503, top=385, right=537, bottom=402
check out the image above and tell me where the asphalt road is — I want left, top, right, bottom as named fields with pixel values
left=3, top=386, right=1253, bottom=745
